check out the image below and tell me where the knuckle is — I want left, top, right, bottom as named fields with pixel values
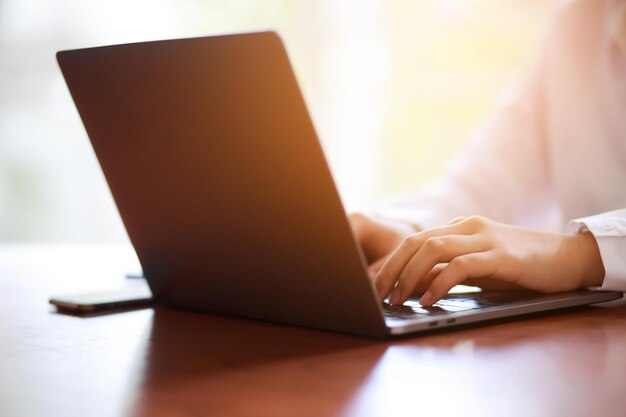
left=465, top=215, right=486, bottom=229
left=403, top=234, right=421, bottom=247
left=450, top=256, right=471, bottom=273
left=424, top=237, right=445, bottom=252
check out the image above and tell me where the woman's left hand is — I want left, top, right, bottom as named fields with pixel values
left=374, top=215, right=605, bottom=306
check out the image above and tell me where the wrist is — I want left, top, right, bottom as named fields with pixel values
left=570, top=232, right=605, bottom=288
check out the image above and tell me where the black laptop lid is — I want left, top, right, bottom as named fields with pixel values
left=57, top=32, right=387, bottom=337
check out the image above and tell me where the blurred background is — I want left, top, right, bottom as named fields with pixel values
left=0, top=0, right=551, bottom=243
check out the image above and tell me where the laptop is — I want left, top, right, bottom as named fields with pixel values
left=56, top=32, right=622, bottom=338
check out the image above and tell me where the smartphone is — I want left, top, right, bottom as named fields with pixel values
left=50, top=287, right=153, bottom=313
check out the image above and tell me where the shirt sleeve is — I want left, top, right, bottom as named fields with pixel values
left=567, top=209, right=626, bottom=292
left=374, top=9, right=559, bottom=231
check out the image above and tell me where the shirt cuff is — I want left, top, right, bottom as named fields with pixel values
left=567, top=209, right=626, bottom=292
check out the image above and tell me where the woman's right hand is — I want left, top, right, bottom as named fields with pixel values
left=347, top=213, right=416, bottom=280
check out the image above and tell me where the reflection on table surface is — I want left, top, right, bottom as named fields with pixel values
left=130, top=303, right=626, bottom=417
left=1, top=245, right=625, bottom=417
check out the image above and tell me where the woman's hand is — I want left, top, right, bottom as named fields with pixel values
left=374, top=215, right=605, bottom=306
left=347, top=213, right=416, bottom=279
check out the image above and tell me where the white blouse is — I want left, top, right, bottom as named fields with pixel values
left=376, top=0, right=626, bottom=291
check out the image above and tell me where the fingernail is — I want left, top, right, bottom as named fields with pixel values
left=420, top=291, right=433, bottom=306
left=389, top=288, right=402, bottom=305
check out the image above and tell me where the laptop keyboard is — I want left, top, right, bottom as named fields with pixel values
left=383, top=297, right=498, bottom=320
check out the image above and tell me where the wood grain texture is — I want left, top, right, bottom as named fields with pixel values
left=1, top=245, right=625, bottom=417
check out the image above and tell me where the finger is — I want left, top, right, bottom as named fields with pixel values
left=347, top=213, right=376, bottom=261
left=412, top=263, right=447, bottom=295
left=368, top=257, right=387, bottom=280
left=374, top=221, right=478, bottom=301
left=447, top=216, right=466, bottom=225
left=393, top=235, right=490, bottom=304
left=420, top=252, right=498, bottom=306
left=348, top=213, right=403, bottom=262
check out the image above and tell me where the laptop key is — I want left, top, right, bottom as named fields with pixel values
left=431, top=303, right=473, bottom=312
left=384, top=304, right=449, bottom=317
left=437, top=299, right=497, bottom=309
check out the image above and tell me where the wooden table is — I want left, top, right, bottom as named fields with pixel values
left=1, top=245, right=625, bottom=417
